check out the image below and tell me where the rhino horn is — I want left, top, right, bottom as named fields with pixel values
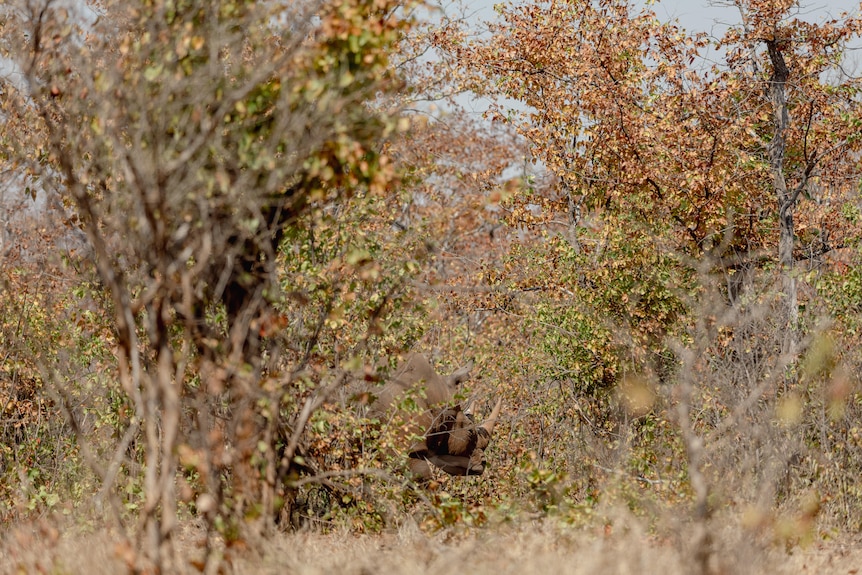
left=476, top=397, right=503, bottom=449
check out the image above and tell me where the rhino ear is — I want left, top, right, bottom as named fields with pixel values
left=446, top=360, right=474, bottom=388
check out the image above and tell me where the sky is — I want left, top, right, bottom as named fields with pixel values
left=648, top=0, right=861, bottom=33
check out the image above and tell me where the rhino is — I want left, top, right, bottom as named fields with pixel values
left=369, top=353, right=503, bottom=481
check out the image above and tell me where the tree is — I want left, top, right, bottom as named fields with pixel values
left=431, top=0, right=862, bottom=378
left=1, top=0, right=408, bottom=569
left=725, top=0, right=862, bottom=338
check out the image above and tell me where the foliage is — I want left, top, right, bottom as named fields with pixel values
left=415, top=0, right=862, bottom=548
left=0, top=243, right=116, bottom=521
left=1, top=0, right=414, bottom=569
left=3, top=0, right=862, bottom=571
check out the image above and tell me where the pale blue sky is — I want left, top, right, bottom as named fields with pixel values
left=649, top=0, right=860, bottom=32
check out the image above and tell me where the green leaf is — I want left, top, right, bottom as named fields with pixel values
left=144, top=64, right=163, bottom=82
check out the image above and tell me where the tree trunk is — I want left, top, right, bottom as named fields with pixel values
left=766, top=39, right=799, bottom=341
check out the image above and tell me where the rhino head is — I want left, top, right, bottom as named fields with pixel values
left=370, top=353, right=502, bottom=481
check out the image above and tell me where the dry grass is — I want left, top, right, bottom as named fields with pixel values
left=242, top=524, right=860, bottom=575
left=2, top=512, right=859, bottom=575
